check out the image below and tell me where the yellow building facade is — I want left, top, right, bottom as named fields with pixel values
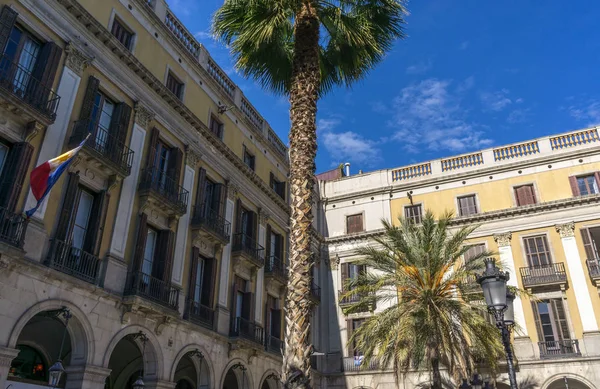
left=0, top=1, right=309, bottom=389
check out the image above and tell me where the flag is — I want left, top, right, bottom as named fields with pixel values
left=25, top=135, right=90, bottom=218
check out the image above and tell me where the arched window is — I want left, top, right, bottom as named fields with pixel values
left=9, top=345, right=47, bottom=382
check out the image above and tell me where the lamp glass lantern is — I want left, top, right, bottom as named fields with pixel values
left=504, top=292, right=516, bottom=326
left=48, top=360, right=65, bottom=387
left=132, top=376, right=145, bottom=389
left=477, top=259, right=508, bottom=312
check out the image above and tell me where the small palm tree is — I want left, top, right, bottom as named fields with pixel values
left=342, top=211, right=505, bottom=388
left=213, top=1, right=407, bottom=386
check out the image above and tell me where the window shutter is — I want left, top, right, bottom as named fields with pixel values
left=231, top=281, right=238, bottom=312
left=0, top=6, right=17, bottom=53
left=581, top=229, right=597, bottom=260
left=272, top=309, right=282, bottom=338
left=242, top=292, right=252, bottom=320
left=569, top=176, right=580, bottom=197
left=208, top=257, right=218, bottom=308
left=79, top=76, right=100, bottom=125
left=270, top=172, right=274, bottom=189
left=27, top=42, right=62, bottom=111
left=551, top=299, right=571, bottom=341
left=595, top=172, right=600, bottom=189
left=108, top=102, right=132, bottom=160
left=219, top=183, right=228, bottom=217
left=195, top=167, right=207, bottom=208
left=83, top=190, right=110, bottom=256
left=54, top=172, right=81, bottom=243
left=156, top=229, right=176, bottom=282
left=341, top=263, right=349, bottom=291
left=132, top=213, right=148, bottom=272
left=0, top=142, right=33, bottom=212
left=265, top=224, right=272, bottom=259
left=188, top=247, right=199, bottom=302
left=531, top=301, right=544, bottom=343
left=201, top=257, right=214, bottom=307
left=234, top=199, right=242, bottom=233
left=251, top=211, right=258, bottom=240
left=346, top=319, right=354, bottom=355
left=146, top=127, right=160, bottom=168
left=168, top=146, right=183, bottom=186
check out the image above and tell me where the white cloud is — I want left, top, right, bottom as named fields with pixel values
left=480, top=89, right=513, bottom=112
left=389, top=78, right=494, bottom=153
left=194, top=30, right=213, bottom=40
left=322, top=131, right=382, bottom=166
left=166, top=0, right=197, bottom=17
left=406, top=60, right=433, bottom=75
left=459, top=41, right=469, bottom=50
left=317, top=118, right=341, bottom=132
left=567, top=100, right=600, bottom=126
left=370, top=101, right=389, bottom=114
left=507, top=108, right=531, bottom=124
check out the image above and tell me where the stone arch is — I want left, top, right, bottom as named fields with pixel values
left=541, top=373, right=597, bottom=389
left=170, top=344, right=215, bottom=388
left=102, top=324, right=164, bottom=380
left=7, top=299, right=95, bottom=366
left=259, top=369, right=281, bottom=389
left=220, top=359, right=254, bottom=389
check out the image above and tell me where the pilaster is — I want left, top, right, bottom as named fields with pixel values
left=0, top=347, right=19, bottom=389
left=64, top=365, right=111, bottom=389
left=217, top=182, right=237, bottom=334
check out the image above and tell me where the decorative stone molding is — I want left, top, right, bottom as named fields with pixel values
left=154, top=316, right=173, bottom=336
left=25, top=120, right=44, bottom=142
left=493, top=232, right=512, bottom=247
left=227, top=183, right=239, bottom=200
left=0, top=346, right=19, bottom=366
left=185, top=147, right=202, bottom=168
left=555, top=222, right=575, bottom=238
left=259, top=211, right=270, bottom=225
left=65, top=43, right=91, bottom=75
left=134, top=102, right=155, bottom=129
left=329, top=254, right=340, bottom=270
left=65, top=365, right=111, bottom=384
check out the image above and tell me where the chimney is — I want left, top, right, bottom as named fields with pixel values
left=344, top=163, right=350, bottom=177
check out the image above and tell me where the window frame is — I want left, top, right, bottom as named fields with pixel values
left=456, top=194, right=479, bottom=217
left=404, top=203, right=423, bottom=224
left=165, top=70, right=185, bottom=100
left=270, top=173, right=286, bottom=200
left=209, top=114, right=224, bottom=139
left=512, top=183, right=538, bottom=206
left=70, top=188, right=95, bottom=251
left=345, top=213, right=364, bottom=234
left=463, top=242, right=487, bottom=262
left=521, top=233, right=554, bottom=268
left=576, top=174, right=599, bottom=196
left=242, top=145, right=256, bottom=171
left=109, top=12, right=136, bottom=51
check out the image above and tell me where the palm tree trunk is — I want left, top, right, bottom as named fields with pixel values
left=431, top=357, right=442, bottom=389
left=282, top=1, right=320, bottom=389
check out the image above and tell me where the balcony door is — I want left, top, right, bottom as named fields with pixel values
left=532, top=299, right=571, bottom=352
left=2, top=26, right=40, bottom=96
left=89, top=93, right=114, bottom=152
left=582, top=227, right=600, bottom=260
left=155, top=140, right=170, bottom=190
left=71, top=190, right=94, bottom=252
left=523, top=235, right=552, bottom=267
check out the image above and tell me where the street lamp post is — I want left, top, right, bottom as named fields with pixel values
left=476, top=259, right=518, bottom=389
left=48, top=307, right=72, bottom=387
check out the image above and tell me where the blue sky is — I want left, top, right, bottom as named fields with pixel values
left=168, top=0, right=600, bottom=174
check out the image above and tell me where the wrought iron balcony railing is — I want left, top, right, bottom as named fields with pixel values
left=0, top=206, right=27, bottom=248
left=265, top=335, right=283, bottom=355
left=230, top=317, right=264, bottom=346
left=539, top=340, right=581, bottom=359
left=339, top=290, right=361, bottom=305
left=190, top=204, right=231, bottom=242
left=341, top=356, right=379, bottom=372
left=69, top=119, right=134, bottom=176
left=586, top=258, right=600, bottom=281
left=138, top=166, right=189, bottom=214
left=45, top=239, right=101, bottom=284
left=185, top=298, right=215, bottom=330
left=519, top=263, right=567, bottom=288
left=124, top=271, right=179, bottom=310
left=265, top=256, right=286, bottom=280
left=231, top=233, right=264, bottom=267
left=0, top=53, right=60, bottom=119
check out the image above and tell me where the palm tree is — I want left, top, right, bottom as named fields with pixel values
left=342, top=211, right=505, bottom=388
left=212, top=0, right=407, bottom=386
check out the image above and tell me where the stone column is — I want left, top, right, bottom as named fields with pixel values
left=103, top=104, right=152, bottom=293
left=493, top=232, right=535, bottom=360
left=65, top=365, right=111, bottom=389
left=555, top=223, right=600, bottom=355
left=23, top=44, right=89, bottom=261
left=255, top=211, right=268, bottom=325
left=0, top=346, right=19, bottom=389
left=216, top=183, right=238, bottom=335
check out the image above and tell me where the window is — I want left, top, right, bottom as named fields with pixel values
left=404, top=204, right=423, bottom=224
left=71, top=190, right=94, bottom=251
left=192, top=257, right=204, bottom=304
left=111, top=18, right=134, bottom=49
left=346, top=214, right=364, bottom=234
left=523, top=235, right=552, bottom=267
left=202, top=178, right=222, bottom=214
left=347, top=318, right=365, bottom=356
left=265, top=295, right=282, bottom=339
left=0, top=142, right=9, bottom=176
left=464, top=243, right=486, bottom=262
left=581, top=227, right=600, bottom=260
left=142, top=228, right=158, bottom=275
left=240, top=206, right=256, bottom=237
left=243, top=146, right=255, bottom=170
left=2, top=26, right=41, bottom=96
left=9, top=345, right=46, bottom=382
left=209, top=115, right=224, bottom=139
left=89, top=92, right=115, bottom=151
left=269, top=230, right=283, bottom=260
left=270, top=173, right=286, bottom=200
left=532, top=299, right=571, bottom=345
left=166, top=72, right=184, bottom=100
left=341, top=262, right=365, bottom=291
left=458, top=195, right=478, bottom=216
left=155, top=140, right=171, bottom=188
left=514, top=184, right=537, bottom=206
left=576, top=175, right=599, bottom=196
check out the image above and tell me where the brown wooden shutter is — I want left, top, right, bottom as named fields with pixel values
left=200, top=257, right=213, bottom=307
left=341, top=263, right=349, bottom=291
left=132, top=213, right=148, bottom=272
left=581, top=229, right=597, bottom=260
left=108, top=102, right=132, bottom=159
left=272, top=309, right=282, bottom=338
left=208, top=257, right=218, bottom=308
left=54, top=172, right=81, bottom=243
left=0, top=142, right=33, bottom=212
left=27, top=42, right=62, bottom=110
left=242, top=292, right=252, bottom=320
left=531, top=301, right=544, bottom=343
left=168, top=146, right=183, bottom=186
left=83, top=190, right=110, bottom=256
left=79, top=76, right=100, bottom=124
left=219, top=183, right=228, bottom=217
left=189, top=247, right=199, bottom=300
left=595, top=172, right=600, bottom=190
left=195, top=167, right=206, bottom=207
left=0, top=6, right=17, bottom=53
left=269, top=172, right=274, bottom=189
left=346, top=319, right=354, bottom=355
left=265, top=224, right=271, bottom=259
left=146, top=127, right=160, bottom=168
left=155, top=229, right=176, bottom=282
left=234, top=199, right=242, bottom=233
left=569, top=176, right=580, bottom=197
left=551, top=299, right=571, bottom=341
left=251, top=210, right=258, bottom=240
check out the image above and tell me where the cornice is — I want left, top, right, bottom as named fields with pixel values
left=53, top=0, right=290, bottom=217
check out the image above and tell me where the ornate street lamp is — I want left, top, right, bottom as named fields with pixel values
left=131, top=332, right=149, bottom=389
left=48, top=307, right=72, bottom=387
left=232, top=363, right=247, bottom=389
left=476, top=259, right=518, bottom=389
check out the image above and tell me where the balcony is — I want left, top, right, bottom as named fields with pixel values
left=229, top=317, right=264, bottom=348
left=339, top=290, right=374, bottom=313
left=231, top=233, right=264, bottom=268
left=124, top=271, right=179, bottom=311
left=138, top=167, right=189, bottom=216
left=309, top=282, right=321, bottom=304
left=0, top=206, right=28, bottom=249
left=0, top=53, right=60, bottom=124
left=265, top=335, right=283, bottom=355
left=341, top=356, right=379, bottom=372
left=539, top=340, right=581, bottom=359
left=184, top=299, right=215, bottom=330
left=519, top=263, right=567, bottom=289
left=68, top=119, right=134, bottom=177
left=586, top=258, right=600, bottom=285
left=45, top=239, right=101, bottom=284
left=264, top=256, right=286, bottom=285
left=190, top=204, right=231, bottom=244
